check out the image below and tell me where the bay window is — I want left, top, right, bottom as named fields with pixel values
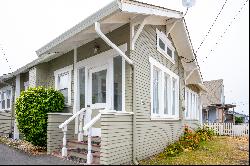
left=150, top=57, right=179, bottom=120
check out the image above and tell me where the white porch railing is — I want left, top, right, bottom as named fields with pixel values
left=59, top=107, right=87, bottom=157
left=82, top=112, right=102, bottom=164
left=204, top=123, right=249, bottom=137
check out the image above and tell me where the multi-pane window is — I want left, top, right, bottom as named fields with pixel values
left=150, top=57, right=179, bottom=119
left=185, top=88, right=200, bottom=120
left=54, top=65, right=73, bottom=105
left=156, top=29, right=175, bottom=63
left=0, top=87, right=12, bottom=111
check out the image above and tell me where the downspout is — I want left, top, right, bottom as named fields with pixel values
left=95, top=22, right=133, bottom=65
left=95, top=22, right=138, bottom=164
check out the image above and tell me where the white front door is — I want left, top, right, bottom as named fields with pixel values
left=84, top=61, right=112, bottom=137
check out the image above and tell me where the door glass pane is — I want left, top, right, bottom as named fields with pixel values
left=92, top=69, right=107, bottom=104
left=79, top=68, right=85, bottom=109
left=114, top=56, right=122, bottom=111
left=153, top=68, right=159, bottom=114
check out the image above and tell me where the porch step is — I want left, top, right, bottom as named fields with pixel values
left=67, top=150, right=100, bottom=164
left=67, top=140, right=100, bottom=152
left=65, top=136, right=101, bottom=165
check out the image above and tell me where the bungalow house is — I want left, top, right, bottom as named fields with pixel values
left=0, top=0, right=206, bottom=164
left=201, top=79, right=236, bottom=123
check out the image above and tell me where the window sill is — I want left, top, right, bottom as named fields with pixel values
left=0, top=109, right=11, bottom=113
left=151, top=116, right=180, bottom=121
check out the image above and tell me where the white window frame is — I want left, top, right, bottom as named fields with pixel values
left=54, top=65, right=73, bottom=106
left=24, top=81, right=29, bottom=91
left=185, top=87, right=199, bottom=120
left=150, top=57, right=179, bottom=120
left=0, top=86, right=12, bottom=111
left=156, top=28, right=175, bottom=64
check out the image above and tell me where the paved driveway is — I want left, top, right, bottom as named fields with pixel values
left=0, top=144, right=77, bottom=165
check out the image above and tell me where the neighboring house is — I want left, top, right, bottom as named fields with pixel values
left=225, top=111, right=249, bottom=124
left=201, top=79, right=236, bottom=123
left=0, top=0, right=207, bottom=164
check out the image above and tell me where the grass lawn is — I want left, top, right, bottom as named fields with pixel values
left=140, top=136, right=249, bottom=165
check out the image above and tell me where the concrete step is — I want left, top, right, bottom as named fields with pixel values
left=68, top=140, right=100, bottom=152
left=68, top=149, right=100, bottom=164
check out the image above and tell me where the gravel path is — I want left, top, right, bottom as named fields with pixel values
left=0, top=144, right=77, bottom=165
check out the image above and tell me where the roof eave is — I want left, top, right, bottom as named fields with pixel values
left=36, top=0, right=121, bottom=57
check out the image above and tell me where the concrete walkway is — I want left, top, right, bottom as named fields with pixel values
left=0, top=144, right=77, bottom=165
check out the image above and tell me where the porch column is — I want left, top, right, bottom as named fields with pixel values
left=14, top=74, right=20, bottom=140
left=73, top=47, right=79, bottom=134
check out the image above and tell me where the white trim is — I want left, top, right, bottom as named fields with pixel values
left=120, top=2, right=182, bottom=19
left=131, top=16, right=149, bottom=50
left=73, top=47, right=79, bottom=134
left=122, top=58, right=126, bottom=112
left=156, top=28, right=175, bottom=64
left=54, top=65, right=73, bottom=106
left=149, top=57, right=179, bottom=120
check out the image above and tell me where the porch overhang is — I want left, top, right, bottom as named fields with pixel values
left=35, top=0, right=182, bottom=57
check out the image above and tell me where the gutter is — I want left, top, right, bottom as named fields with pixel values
left=94, top=21, right=138, bottom=164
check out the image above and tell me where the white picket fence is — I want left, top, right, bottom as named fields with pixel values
left=204, top=123, right=249, bottom=137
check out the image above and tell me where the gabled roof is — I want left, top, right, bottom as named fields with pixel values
left=201, top=79, right=224, bottom=107
left=1, top=0, right=203, bottom=86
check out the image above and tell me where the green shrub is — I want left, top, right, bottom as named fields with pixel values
left=164, top=125, right=215, bottom=157
left=15, top=87, right=64, bottom=147
left=235, top=117, right=244, bottom=124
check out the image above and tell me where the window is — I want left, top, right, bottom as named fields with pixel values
left=185, top=88, right=200, bottom=120
left=152, top=67, right=160, bottom=114
left=54, top=65, right=73, bottom=105
left=0, top=87, right=12, bottom=111
left=150, top=57, right=179, bottom=120
left=113, top=56, right=123, bottom=111
left=24, top=81, right=29, bottom=91
left=156, top=29, right=175, bottom=63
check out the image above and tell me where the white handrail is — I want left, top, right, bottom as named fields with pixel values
left=83, top=113, right=101, bottom=131
left=59, top=108, right=87, bottom=129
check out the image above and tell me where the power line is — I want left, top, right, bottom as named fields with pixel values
left=180, top=0, right=229, bottom=64
left=195, top=0, right=229, bottom=55
left=0, top=44, right=12, bottom=71
left=201, top=0, right=249, bottom=62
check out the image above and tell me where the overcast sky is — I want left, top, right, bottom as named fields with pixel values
left=0, top=0, right=249, bottom=115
